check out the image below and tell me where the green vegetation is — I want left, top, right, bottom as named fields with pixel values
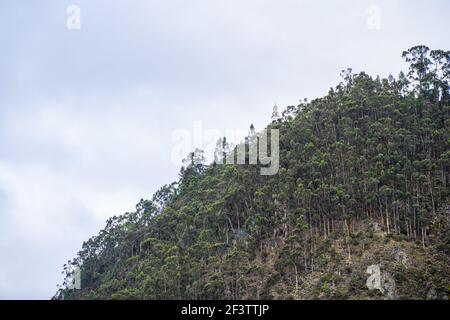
left=55, top=46, right=450, bottom=300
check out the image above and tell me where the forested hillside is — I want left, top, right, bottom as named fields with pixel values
left=55, top=46, right=450, bottom=300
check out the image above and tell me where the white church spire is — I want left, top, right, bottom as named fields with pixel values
left=271, top=101, right=280, bottom=122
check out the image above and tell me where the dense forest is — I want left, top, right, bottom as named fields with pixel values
left=55, top=46, right=450, bottom=300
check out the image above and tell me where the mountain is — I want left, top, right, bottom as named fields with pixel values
left=54, top=46, right=450, bottom=300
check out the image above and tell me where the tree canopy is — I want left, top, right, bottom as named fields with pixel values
left=54, top=46, right=449, bottom=300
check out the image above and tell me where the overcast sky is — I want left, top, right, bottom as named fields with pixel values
left=0, top=0, right=449, bottom=299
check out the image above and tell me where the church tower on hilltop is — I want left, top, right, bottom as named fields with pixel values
left=271, top=102, right=280, bottom=122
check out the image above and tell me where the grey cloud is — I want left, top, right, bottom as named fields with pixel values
left=0, top=0, right=449, bottom=299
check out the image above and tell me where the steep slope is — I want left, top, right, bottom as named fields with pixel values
left=55, top=46, right=450, bottom=300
